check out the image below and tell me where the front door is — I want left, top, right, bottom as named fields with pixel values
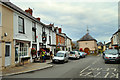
left=84, top=48, right=90, bottom=55
left=5, top=43, right=11, bottom=67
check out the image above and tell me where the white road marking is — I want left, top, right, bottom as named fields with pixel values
left=80, top=66, right=90, bottom=73
left=106, top=68, right=110, bottom=71
left=111, top=68, right=117, bottom=72
left=84, top=71, right=93, bottom=76
left=97, top=68, right=102, bottom=71
left=80, top=72, right=86, bottom=76
left=104, top=72, right=109, bottom=78
left=94, top=72, right=101, bottom=77
left=116, top=73, right=119, bottom=78
left=110, top=73, right=119, bottom=78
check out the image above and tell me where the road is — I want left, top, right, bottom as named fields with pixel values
left=3, top=55, right=119, bottom=79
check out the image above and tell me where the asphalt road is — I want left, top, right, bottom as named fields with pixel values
left=3, top=55, right=119, bottom=79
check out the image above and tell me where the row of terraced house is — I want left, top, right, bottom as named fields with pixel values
left=0, top=1, right=72, bottom=70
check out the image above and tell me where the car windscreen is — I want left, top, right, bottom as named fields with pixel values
left=55, top=53, right=64, bottom=57
left=104, top=49, right=118, bottom=54
left=70, top=52, right=75, bottom=54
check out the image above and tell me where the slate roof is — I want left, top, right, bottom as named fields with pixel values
left=113, top=29, right=120, bottom=35
left=78, top=33, right=97, bottom=42
left=97, top=42, right=104, bottom=46
left=1, top=1, right=47, bottom=27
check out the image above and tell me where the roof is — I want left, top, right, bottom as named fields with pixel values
left=113, top=29, right=120, bottom=35
left=1, top=1, right=48, bottom=27
left=97, top=42, right=104, bottom=46
left=78, top=33, right=97, bottom=42
left=56, top=33, right=65, bottom=38
left=105, top=42, right=111, bottom=45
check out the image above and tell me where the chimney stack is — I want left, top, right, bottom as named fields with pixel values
left=58, top=28, right=62, bottom=34
left=25, top=8, right=33, bottom=15
left=49, top=23, right=54, bottom=27
left=36, top=17, right=40, bottom=21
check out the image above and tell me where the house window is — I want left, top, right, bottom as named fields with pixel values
left=32, top=22, right=36, bottom=28
left=42, top=27, right=45, bottom=32
left=5, top=45, right=10, bottom=57
left=19, top=42, right=28, bottom=57
left=18, top=16, right=24, bottom=33
left=49, top=36, right=51, bottom=44
left=32, top=30, right=36, bottom=42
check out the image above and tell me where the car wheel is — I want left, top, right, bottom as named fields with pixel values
left=52, top=60, right=54, bottom=63
left=62, top=60, right=65, bottom=64
left=66, top=60, right=69, bottom=63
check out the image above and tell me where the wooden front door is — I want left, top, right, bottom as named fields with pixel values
left=84, top=48, right=90, bottom=55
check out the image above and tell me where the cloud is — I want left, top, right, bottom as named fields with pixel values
left=10, top=0, right=118, bottom=42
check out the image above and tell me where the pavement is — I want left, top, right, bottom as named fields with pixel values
left=0, top=60, right=53, bottom=77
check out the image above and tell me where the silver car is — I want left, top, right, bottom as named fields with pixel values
left=103, top=49, right=120, bottom=63
left=69, top=51, right=80, bottom=59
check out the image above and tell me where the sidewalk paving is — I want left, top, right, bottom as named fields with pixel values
left=1, top=60, right=53, bottom=77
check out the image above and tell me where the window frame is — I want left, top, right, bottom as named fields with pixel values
left=18, top=16, right=25, bottom=34
left=19, top=42, right=28, bottom=57
left=49, top=36, right=51, bottom=44
left=32, top=22, right=36, bottom=28
left=32, top=30, right=36, bottom=42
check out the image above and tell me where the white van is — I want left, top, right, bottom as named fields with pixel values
left=52, top=51, right=69, bottom=63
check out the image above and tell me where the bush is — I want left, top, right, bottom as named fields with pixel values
left=31, top=48, right=37, bottom=56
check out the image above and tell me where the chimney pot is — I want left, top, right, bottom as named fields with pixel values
left=36, top=17, right=40, bottom=21
left=58, top=28, right=62, bottom=34
left=25, top=8, right=33, bottom=15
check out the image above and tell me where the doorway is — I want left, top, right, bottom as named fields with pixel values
left=5, top=43, right=11, bottom=67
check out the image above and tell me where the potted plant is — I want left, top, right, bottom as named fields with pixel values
left=31, top=48, right=37, bottom=59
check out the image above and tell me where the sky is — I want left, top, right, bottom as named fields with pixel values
left=10, top=0, right=119, bottom=43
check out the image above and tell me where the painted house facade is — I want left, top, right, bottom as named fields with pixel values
left=0, top=1, right=72, bottom=69
left=66, top=36, right=72, bottom=51
left=0, top=1, right=57, bottom=69
left=0, top=1, right=14, bottom=69
left=56, top=28, right=66, bottom=51
left=111, top=29, right=120, bottom=48
left=56, top=27, right=72, bottom=51
left=77, top=33, right=97, bottom=54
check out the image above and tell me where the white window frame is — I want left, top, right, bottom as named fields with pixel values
left=32, top=30, right=36, bottom=42
left=32, top=22, right=36, bottom=28
left=18, top=16, right=24, bottom=33
left=18, top=43, right=28, bottom=58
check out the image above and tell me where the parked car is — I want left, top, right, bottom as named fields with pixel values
left=103, top=49, right=120, bottom=63
left=69, top=51, right=80, bottom=59
left=78, top=52, right=86, bottom=58
left=52, top=51, right=69, bottom=63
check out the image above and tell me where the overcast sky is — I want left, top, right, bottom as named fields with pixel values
left=10, top=0, right=119, bottom=43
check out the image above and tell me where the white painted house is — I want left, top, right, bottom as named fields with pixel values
left=3, top=2, right=56, bottom=65
left=111, top=29, right=120, bottom=48
left=66, top=36, right=72, bottom=51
